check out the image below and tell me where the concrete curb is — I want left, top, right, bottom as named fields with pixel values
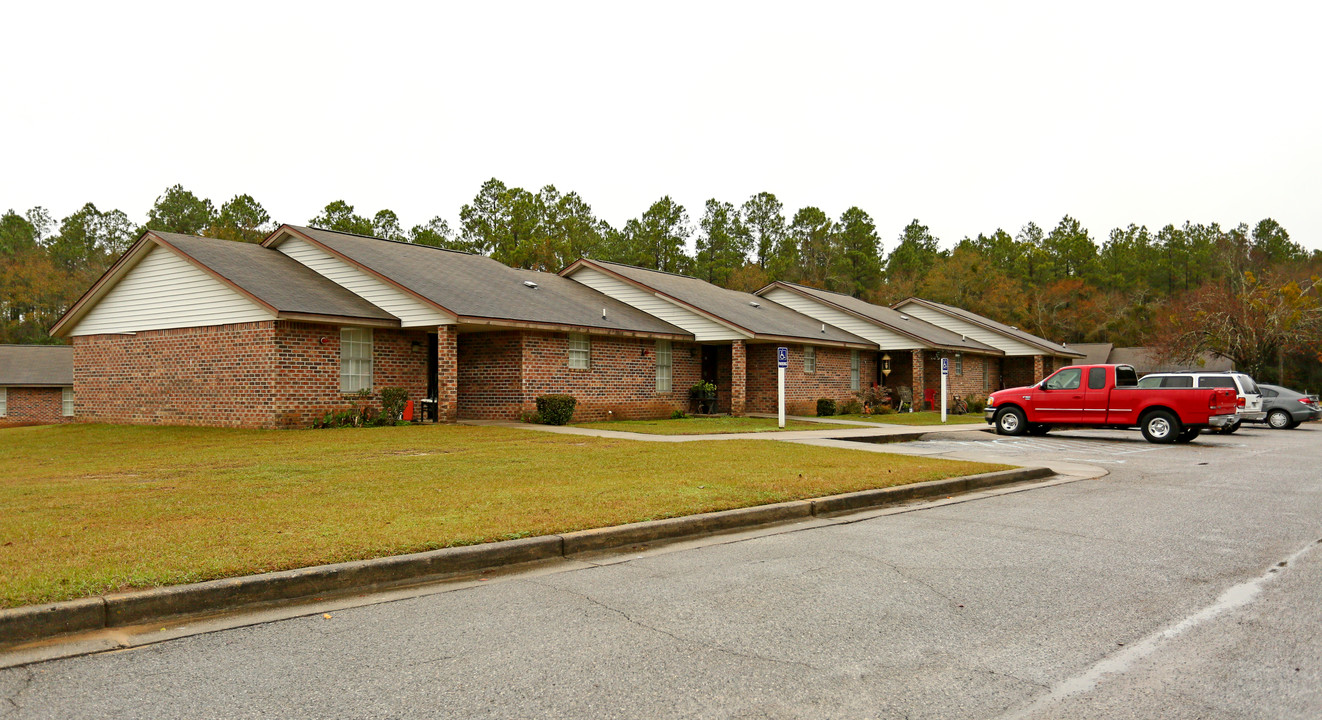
left=0, top=466, right=1053, bottom=649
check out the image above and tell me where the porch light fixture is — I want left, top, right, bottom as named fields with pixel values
left=882, top=353, right=891, bottom=377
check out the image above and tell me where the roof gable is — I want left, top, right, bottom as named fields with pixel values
left=893, top=297, right=1083, bottom=357
left=565, top=260, right=875, bottom=347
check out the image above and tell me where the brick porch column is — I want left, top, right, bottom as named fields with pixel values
left=730, top=340, right=746, bottom=416
left=1032, top=355, right=1046, bottom=383
left=911, top=350, right=925, bottom=411
left=437, top=325, right=458, bottom=422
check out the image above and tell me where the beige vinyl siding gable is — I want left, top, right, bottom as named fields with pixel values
left=761, top=288, right=923, bottom=350
left=69, top=246, right=274, bottom=336
left=898, top=303, right=1041, bottom=356
left=568, top=266, right=745, bottom=342
left=276, top=237, right=452, bottom=328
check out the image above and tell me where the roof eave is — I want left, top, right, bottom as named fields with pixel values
left=276, top=312, right=401, bottom=329
left=455, top=315, right=693, bottom=341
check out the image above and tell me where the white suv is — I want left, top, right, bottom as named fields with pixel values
left=1137, top=371, right=1264, bottom=432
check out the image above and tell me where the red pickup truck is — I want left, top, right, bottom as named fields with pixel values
left=985, top=364, right=1239, bottom=443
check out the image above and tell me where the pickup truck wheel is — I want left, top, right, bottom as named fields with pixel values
left=1267, top=410, right=1293, bottom=429
left=1175, top=427, right=1201, bottom=443
left=1140, top=410, right=1181, bottom=443
left=994, top=407, right=1028, bottom=436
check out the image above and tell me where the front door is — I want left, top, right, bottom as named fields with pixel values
left=701, top=346, right=718, bottom=384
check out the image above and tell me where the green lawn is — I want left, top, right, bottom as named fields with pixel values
left=0, top=423, right=1008, bottom=609
left=572, top=416, right=827, bottom=435
left=832, top=411, right=987, bottom=426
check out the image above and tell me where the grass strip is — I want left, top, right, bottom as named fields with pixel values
left=0, top=423, right=1007, bottom=608
left=834, top=411, right=986, bottom=426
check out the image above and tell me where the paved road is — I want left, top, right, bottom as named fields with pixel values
left=4, top=424, right=1321, bottom=718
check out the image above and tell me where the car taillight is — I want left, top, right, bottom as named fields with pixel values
left=1300, top=398, right=1313, bottom=405
left=1237, top=397, right=1246, bottom=408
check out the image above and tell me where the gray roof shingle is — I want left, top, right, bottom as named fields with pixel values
left=286, top=227, right=690, bottom=337
left=154, top=232, right=397, bottom=322
left=896, top=297, right=1084, bottom=357
left=0, top=344, right=73, bottom=386
left=759, top=282, right=1003, bottom=354
left=579, top=261, right=875, bottom=346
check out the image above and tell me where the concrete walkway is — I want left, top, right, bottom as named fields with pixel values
left=458, top=416, right=991, bottom=443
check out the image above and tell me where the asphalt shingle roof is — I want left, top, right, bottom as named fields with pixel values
left=154, top=233, right=397, bottom=322
left=288, top=227, right=690, bottom=336
left=581, top=261, right=875, bottom=346
left=762, top=282, right=1003, bottom=354
left=896, top=297, right=1084, bottom=357
left=0, top=344, right=73, bottom=386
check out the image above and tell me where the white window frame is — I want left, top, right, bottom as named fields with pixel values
left=850, top=350, right=860, bottom=391
left=955, top=354, right=963, bottom=376
left=803, top=345, right=816, bottom=373
left=568, top=333, right=590, bottom=369
left=340, top=327, right=373, bottom=393
left=62, top=387, right=74, bottom=417
left=0, top=387, right=6, bottom=417
left=655, top=340, right=673, bottom=393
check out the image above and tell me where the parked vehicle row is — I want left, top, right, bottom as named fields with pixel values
left=985, top=365, right=1318, bottom=444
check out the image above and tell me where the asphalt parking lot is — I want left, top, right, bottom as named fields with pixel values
left=4, top=423, right=1320, bottom=719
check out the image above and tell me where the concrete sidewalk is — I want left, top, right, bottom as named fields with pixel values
left=459, top=416, right=991, bottom=443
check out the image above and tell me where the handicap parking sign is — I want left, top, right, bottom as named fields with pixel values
left=777, top=347, right=788, bottom=368
left=941, top=357, right=949, bottom=376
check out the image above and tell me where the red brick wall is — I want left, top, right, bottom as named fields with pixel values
left=74, top=322, right=279, bottom=427
left=745, top=344, right=874, bottom=415
left=1003, top=356, right=1044, bottom=389
left=918, top=351, right=996, bottom=408
left=457, top=331, right=524, bottom=420
left=456, top=331, right=701, bottom=422
left=271, top=322, right=429, bottom=428
left=74, top=321, right=430, bottom=429
left=0, top=387, right=71, bottom=426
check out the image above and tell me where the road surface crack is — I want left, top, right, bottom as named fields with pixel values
left=527, top=579, right=817, bottom=672
left=1, top=666, right=34, bottom=718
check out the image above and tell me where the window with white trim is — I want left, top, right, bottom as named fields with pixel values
left=655, top=340, right=672, bottom=393
left=0, top=387, right=6, bottom=417
left=803, top=345, right=816, bottom=373
left=955, top=354, right=963, bottom=376
left=340, top=327, right=373, bottom=392
left=850, top=350, right=860, bottom=390
left=568, top=333, right=590, bottom=369
left=62, top=387, right=74, bottom=417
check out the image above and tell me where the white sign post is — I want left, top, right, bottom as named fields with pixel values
left=940, top=357, right=949, bottom=423
left=777, top=347, right=788, bottom=428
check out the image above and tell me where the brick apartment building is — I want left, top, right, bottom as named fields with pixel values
left=48, top=225, right=1079, bottom=429
left=0, top=344, right=75, bottom=426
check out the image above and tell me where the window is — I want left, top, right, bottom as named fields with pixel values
left=955, top=354, right=963, bottom=376
left=62, top=387, right=74, bottom=417
left=1043, top=368, right=1082, bottom=390
left=655, top=340, right=672, bottom=393
left=340, top=327, right=373, bottom=393
left=1088, top=368, right=1106, bottom=390
left=1116, top=366, right=1139, bottom=387
left=803, top=345, right=816, bottom=373
left=0, top=387, right=6, bottom=417
left=1198, top=376, right=1235, bottom=389
left=568, top=333, right=590, bottom=369
left=1162, top=376, right=1193, bottom=388
left=850, top=350, right=860, bottom=390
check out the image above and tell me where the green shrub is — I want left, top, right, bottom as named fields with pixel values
left=839, top=398, right=862, bottom=415
left=873, top=404, right=895, bottom=415
left=966, top=395, right=987, bottom=413
left=380, top=387, right=408, bottom=420
left=313, top=405, right=395, bottom=429
left=816, top=398, right=836, bottom=416
left=536, top=394, right=577, bottom=425
left=670, top=410, right=687, bottom=419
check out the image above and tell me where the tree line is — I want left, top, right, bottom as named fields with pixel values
left=3, top=180, right=1320, bottom=386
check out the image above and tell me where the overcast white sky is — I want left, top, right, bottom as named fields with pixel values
left=2, top=1, right=1319, bottom=252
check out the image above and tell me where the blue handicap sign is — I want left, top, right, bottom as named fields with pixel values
left=941, top=357, right=949, bottom=376
left=777, top=347, right=788, bottom=368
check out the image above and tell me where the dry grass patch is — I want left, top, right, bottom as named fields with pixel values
left=0, top=423, right=1008, bottom=608
left=572, top=416, right=827, bottom=434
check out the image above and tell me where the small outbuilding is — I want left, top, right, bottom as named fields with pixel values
left=0, top=344, right=75, bottom=426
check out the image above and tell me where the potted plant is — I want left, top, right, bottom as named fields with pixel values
left=689, top=381, right=717, bottom=414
